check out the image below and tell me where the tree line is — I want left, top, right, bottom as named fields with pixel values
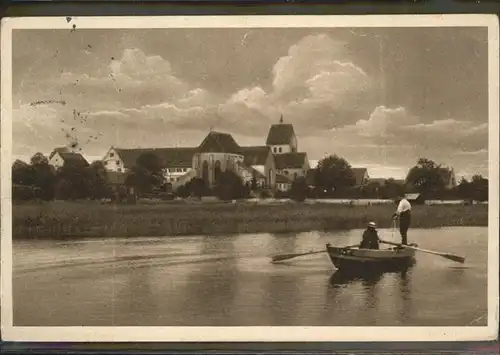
left=12, top=152, right=488, bottom=203
left=285, top=155, right=488, bottom=202
left=12, top=151, right=255, bottom=202
left=12, top=153, right=110, bottom=201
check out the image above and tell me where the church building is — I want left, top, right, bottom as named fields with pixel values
left=102, top=115, right=309, bottom=192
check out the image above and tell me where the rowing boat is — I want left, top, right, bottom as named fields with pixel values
left=326, top=242, right=417, bottom=273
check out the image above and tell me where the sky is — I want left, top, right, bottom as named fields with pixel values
left=11, top=27, right=489, bottom=179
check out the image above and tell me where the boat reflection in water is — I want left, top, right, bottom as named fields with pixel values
left=327, top=265, right=414, bottom=325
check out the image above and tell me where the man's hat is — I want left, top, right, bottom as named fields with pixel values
left=368, top=222, right=377, bottom=228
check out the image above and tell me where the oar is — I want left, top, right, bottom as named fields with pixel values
left=271, top=250, right=325, bottom=262
left=380, top=239, right=465, bottom=263
left=271, top=244, right=360, bottom=263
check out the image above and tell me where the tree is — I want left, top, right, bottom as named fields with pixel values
left=251, top=173, right=258, bottom=191
left=30, top=153, right=57, bottom=200
left=456, top=177, right=471, bottom=200
left=214, top=170, right=247, bottom=200
left=379, top=178, right=405, bottom=199
left=290, top=176, right=308, bottom=202
left=314, top=154, right=356, bottom=194
left=470, top=175, right=488, bottom=202
left=131, top=153, right=165, bottom=194
left=56, top=163, right=89, bottom=200
left=12, top=160, right=35, bottom=186
left=360, top=181, right=381, bottom=198
left=86, top=161, right=111, bottom=199
left=405, top=158, right=446, bottom=195
left=30, top=152, right=48, bottom=166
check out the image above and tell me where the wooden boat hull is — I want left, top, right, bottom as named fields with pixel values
left=326, top=243, right=416, bottom=273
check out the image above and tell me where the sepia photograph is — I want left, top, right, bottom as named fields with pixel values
left=1, top=15, right=498, bottom=342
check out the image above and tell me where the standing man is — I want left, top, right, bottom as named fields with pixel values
left=393, top=194, right=412, bottom=245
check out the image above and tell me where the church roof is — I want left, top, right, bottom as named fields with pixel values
left=275, top=152, right=307, bottom=169
left=198, top=131, right=241, bottom=154
left=265, top=124, right=295, bottom=145
left=240, top=146, right=272, bottom=166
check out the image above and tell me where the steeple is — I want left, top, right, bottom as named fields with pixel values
left=279, top=114, right=283, bottom=124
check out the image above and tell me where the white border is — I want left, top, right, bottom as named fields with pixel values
left=1, top=15, right=499, bottom=342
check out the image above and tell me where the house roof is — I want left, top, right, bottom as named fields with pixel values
left=49, top=147, right=70, bottom=160
left=367, top=178, right=387, bottom=186
left=114, top=147, right=196, bottom=169
left=198, top=131, right=241, bottom=154
left=240, top=146, right=271, bottom=166
left=265, top=123, right=295, bottom=145
left=58, top=152, right=89, bottom=168
left=352, top=168, right=369, bottom=186
left=405, top=193, right=421, bottom=200
left=275, top=152, right=307, bottom=169
left=276, top=174, right=292, bottom=183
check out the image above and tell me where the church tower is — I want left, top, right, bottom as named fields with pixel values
left=265, top=114, right=298, bottom=154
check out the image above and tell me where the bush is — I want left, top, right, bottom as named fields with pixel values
left=13, top=184, right=39, bottom=201
left=290, top=177, right=308, bottom=202
left=259, top=189, right=272, bottom=199
left=214, top=171, right=249, bottom=201
left=274, top=190, right=291, bottom=199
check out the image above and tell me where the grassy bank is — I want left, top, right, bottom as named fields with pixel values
left=11, top=200, right=489, bottom=240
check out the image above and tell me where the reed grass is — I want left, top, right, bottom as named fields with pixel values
left=12, top=200, right=488, bottom=240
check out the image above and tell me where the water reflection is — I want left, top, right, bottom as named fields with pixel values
left=270, top=232, right=299, bottom=254
left=176, top=235, right=239, bottom=325
left=13, top=227, right=488, bottom=326
left=326, top=267, right=414, bottom=325
left=329, top=269, right=384, bottom=288
left=114, top=264, right=157, bottom=325
left=398, top=268, right=411, bottom=324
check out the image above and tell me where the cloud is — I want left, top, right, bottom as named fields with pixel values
left=109, top=48, right=174, bottom=78
left=343, top=106, right=416, bottom=138
left=12, top=33, right=488, bottom=179
left=213, top=34, right=376, bottom=134
left=272, top=34, right=350, bottom=94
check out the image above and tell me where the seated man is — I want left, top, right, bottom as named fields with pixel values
left=360, top=222, right=380, bottom=249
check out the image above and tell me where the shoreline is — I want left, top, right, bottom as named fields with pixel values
left=12, top=200, right=489, bottom=240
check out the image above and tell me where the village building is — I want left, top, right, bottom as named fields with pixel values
left=240, top=146, right=276, bottom=188
left=275, top=153, right=310, bottom=180
left=276, top=174, right=293, bottom=192
left=438, top=167, right=457, bottom=189
left=351, top=168, right=370, bottom=187
left=101, top=147, right=197, bottom=189
left=405, top=192, right=426, bottom=205
left=48, top=147, right=89, bottom=170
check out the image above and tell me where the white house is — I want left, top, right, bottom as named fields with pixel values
left=101, top=147, right=196, bottom=188
left=48, top=147, right=89, bottom=170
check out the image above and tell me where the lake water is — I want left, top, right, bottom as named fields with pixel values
left=13, top=227, right=487, bottom=326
